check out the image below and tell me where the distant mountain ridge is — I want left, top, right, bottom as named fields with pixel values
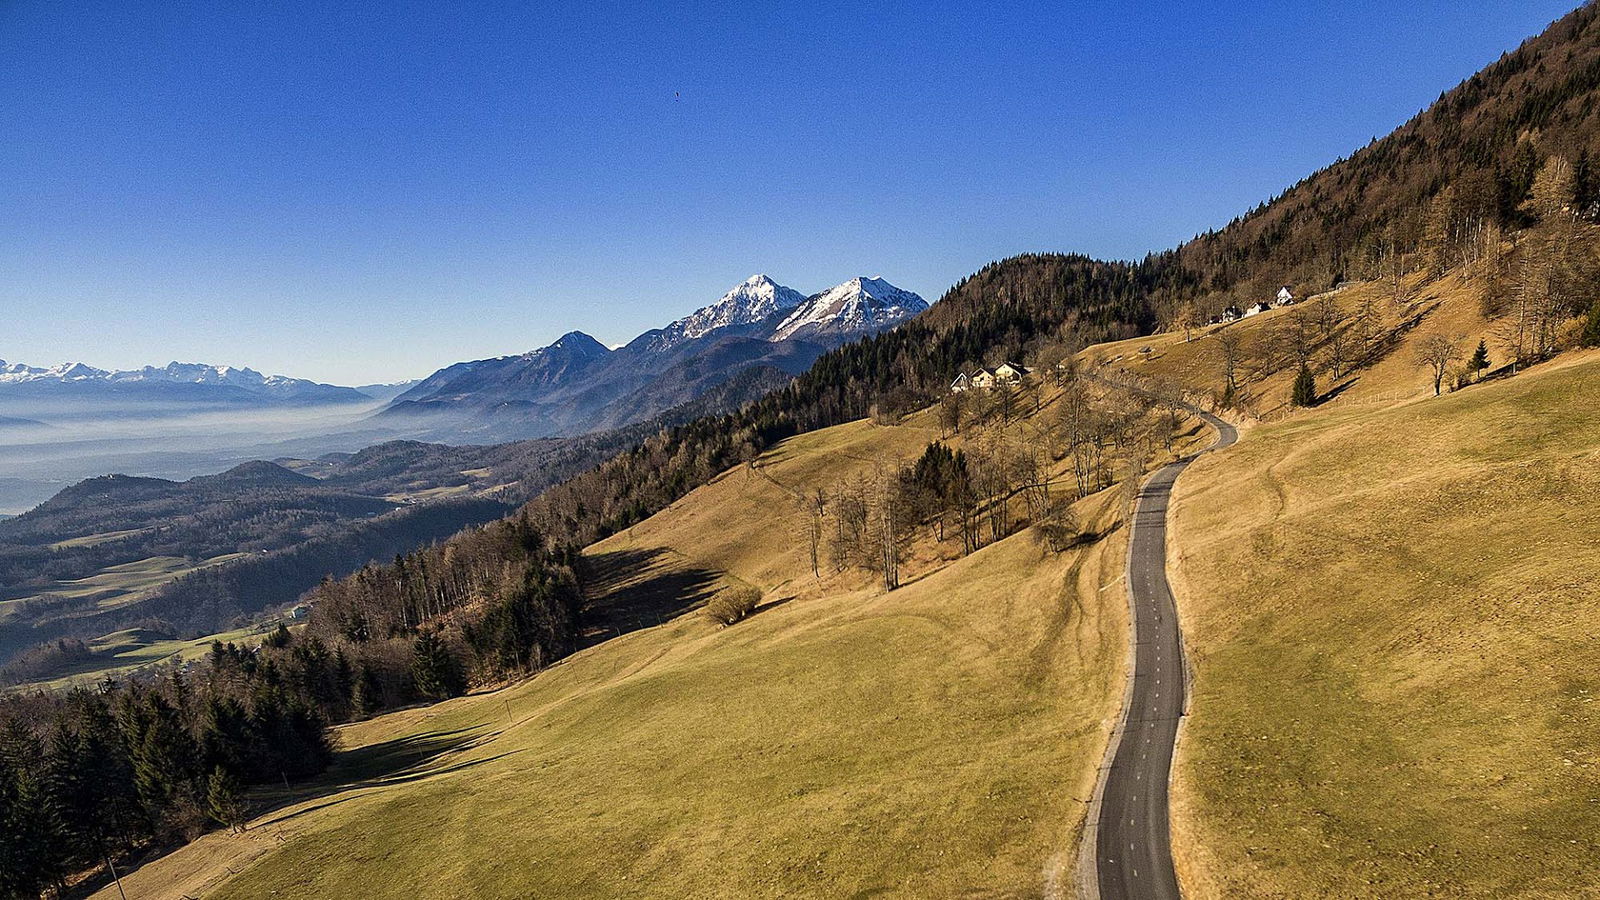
left=381, top=274, right=927, bottom=442
left=0, top=359, right=371, bottom=405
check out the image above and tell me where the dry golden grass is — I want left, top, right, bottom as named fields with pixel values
left=1085, top=271, right=1504, bottom=416
left=94, top=392, right=1160, bottom=900
left=1167, top=348, right=1600, bottom=898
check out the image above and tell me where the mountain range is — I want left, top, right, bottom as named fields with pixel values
left=0, top=360, right=372, bottom=408
left=379, top=274, right=927, bottom=442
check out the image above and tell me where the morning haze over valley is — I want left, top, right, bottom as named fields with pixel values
left=3, top=2, right=1599, bottom=898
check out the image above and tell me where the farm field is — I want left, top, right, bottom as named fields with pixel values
left=0, top=552, right=250, bottom=625
left=29, top=624, right=273, bottom=691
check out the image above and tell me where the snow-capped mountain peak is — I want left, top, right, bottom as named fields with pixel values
left=652, top=274, right=807, bottom=348
left=0, top=359, right=367, bottom=403
left=768, top=276, right=928, bottom=342
left=0, top=360, right=109, bottom=384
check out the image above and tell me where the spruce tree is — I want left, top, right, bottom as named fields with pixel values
left=351, top=662, right=383, bottom=718
left=206, top=766, right=248, bottom=833
left=1583, top=299, right=1600, bottom=348
left=130, top=694, right=201, bottom=828
left=1291, top=365, right=1317, bottom=407
left=1469, top=339, right=1491, bottom=378
left=412, top=630, right=465, bottom=700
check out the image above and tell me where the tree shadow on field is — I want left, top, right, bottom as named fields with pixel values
left=579, top=547, right=723, bottom=646
left=247, top=726, right=494, bottom=826
left=92, top=725, right=498, bottom=893
left=1318, top=376, right=1359, bottom=404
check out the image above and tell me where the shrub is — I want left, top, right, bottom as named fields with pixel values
left=1033, top=500, right=1082, bottom=553
left=704, top=585, right=761, bottom=626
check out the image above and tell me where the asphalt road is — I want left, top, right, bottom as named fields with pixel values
left=1094, top=406, right=1237, bottom=900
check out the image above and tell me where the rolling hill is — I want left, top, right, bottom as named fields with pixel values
left=83, top=364, right=1208, bottom=899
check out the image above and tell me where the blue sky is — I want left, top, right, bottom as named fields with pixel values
left=0, top=0, right=1580, bottom=384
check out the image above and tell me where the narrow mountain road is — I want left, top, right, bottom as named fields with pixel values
left=1088, top=403, right=1236, bottom=900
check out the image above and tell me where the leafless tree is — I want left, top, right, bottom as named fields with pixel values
left=1414, top=332, right=1463, bottom=396
left=1216, top=330, right=1244, bottom=406
left=804, top=489, right=826, bottom=578
left=1173, top=301, right=1200, bottom=342
left=938, top=390, right=966, bottom=437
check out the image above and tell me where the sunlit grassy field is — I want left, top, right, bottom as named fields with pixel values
left=30, top=624, right=271, bottom=691
left=94, top=403, right=1140, bottom=900
left=1167, top=349, right=1600, bottom=897
left=1085, top=271, right=1494, bottom=414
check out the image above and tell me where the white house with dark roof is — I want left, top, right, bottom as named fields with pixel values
left=993, top=362, right=1029, bottom=383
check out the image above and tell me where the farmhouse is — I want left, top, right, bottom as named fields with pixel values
left=953, top=362, right=1031, bottom=392
left=993, top=362, right=1029, bottom=383
left=1220, top=305, right=1244, bottom=323
left=1244, top=301, right=1273, bottom=317
left=1275, top=285, right=1296, bottom=306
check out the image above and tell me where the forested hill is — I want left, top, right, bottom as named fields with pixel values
left=1172, top=2, right=1600, bottom=307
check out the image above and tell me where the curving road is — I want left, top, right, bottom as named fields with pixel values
left=1089, top=404, right=1236, bottom=900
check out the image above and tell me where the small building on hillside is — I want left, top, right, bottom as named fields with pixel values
left=1220, top=305, right=1244, bottom=323
left=969, top=367, right=998, bottom=390
left=1275, top=285, right=1296, bottom=307
left=993, top=362, right=1030, bottom=384
left=1244, top=301, right=1272, bottom=317
left=950, top=372, right=971, bottom=393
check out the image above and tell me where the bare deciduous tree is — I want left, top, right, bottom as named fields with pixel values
left=1414, top=332, right=1464, bottom=396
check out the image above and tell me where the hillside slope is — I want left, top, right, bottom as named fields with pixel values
left=1166, top=349, right=1600, bottom=897
left=86, top=381, right=1212, bottom=899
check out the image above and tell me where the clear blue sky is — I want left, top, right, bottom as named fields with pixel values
left=1, top=0, right=1580, bottom=384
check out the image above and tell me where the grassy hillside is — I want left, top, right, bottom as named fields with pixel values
left=1084, top=270, right=1500, bottom=414
left=26, top=624, right=272, bottom=691
left=1165, top=348, right=1600, bottom=897
left=91, top=390, right=1194, bottom=899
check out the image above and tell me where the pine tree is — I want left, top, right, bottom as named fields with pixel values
left=1583, top=299, right=1600, bottom=348
left=130, top=693, right=202, bottom=829
left=1469, top=339, right=1491, bottom=377
left=351, top=661, right=383, bottom=717
left=411, top=630, right=465, bottom=700
left=1291, top=365, right=1317, bottom=407
left=206, top=766, right=249, bottom=833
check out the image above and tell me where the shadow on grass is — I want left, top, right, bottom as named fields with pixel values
left=255, top=747, right=526, bottom=829
left=579, top=547, right=723, bottom=646
left=245, top=725, right=494, bottom=825
left=1318, top=376, right=1360, bottom=404
left=78, top=724, right=499, bottom=896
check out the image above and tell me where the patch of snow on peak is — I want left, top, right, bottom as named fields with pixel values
left=768, top=276, right=928, bottom=342
left=659, top=275, right=807, bottom=345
